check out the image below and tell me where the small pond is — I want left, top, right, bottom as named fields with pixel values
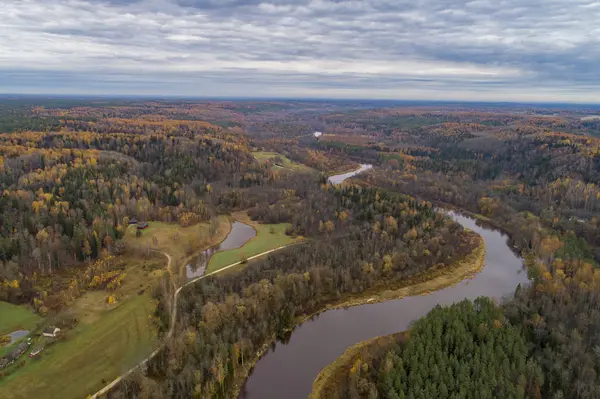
left=7, top=330, right=29, bottom=345
left=327, top=164, right=373, bottom=185
left=186, top=222, right=256, bottom=279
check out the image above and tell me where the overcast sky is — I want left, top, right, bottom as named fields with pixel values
left=1, top=0, right=599, bottom=102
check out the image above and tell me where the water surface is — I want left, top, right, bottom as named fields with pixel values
left=186, top=221, right=256, bottom=278
left=327, top=164, right=373, bottom=185
left=7, top=330, right=29, bottom=344
left=239, top=212, right=529, bottom=399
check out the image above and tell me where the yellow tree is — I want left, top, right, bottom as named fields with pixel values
left=82, top=239, right=92, bottom=259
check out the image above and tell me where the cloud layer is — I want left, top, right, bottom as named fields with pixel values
left=1, top=0, right=599, bottom=101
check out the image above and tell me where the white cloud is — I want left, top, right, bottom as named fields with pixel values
left=0, top=0, right=599, bottom=101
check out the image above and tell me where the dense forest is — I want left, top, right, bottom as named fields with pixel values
left=116, top=184, right=477, bottom=398
left=331, top=257, right=600, bottom=399
left=300, top=107, right=600, bottom=399
left=345, top=298, right=543, bottom=399
left=0, top=127, right=272, bottom=307
left=2, top=99, right=600, bottom=398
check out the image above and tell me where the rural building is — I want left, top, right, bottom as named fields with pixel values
left=314, top=131, right=322, bottom=138
left=29, top=347, right=44, bottom=358
left=0, top=358, right=9, bottom=369
left=129, top=218, right=138, bottom=224
left=4, top=341, right=30, bottom=365
left=42, top=326, right=60, bottom=338
left=136, top=222, right=149, bottom=230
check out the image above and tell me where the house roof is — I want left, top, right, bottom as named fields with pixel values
left=43, top=326, right=58, bottom=334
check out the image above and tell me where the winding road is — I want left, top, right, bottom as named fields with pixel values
left=89, top=245, right=294, bottom=398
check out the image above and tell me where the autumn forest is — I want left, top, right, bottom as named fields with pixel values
left=1, top=98, right=600, bottom=399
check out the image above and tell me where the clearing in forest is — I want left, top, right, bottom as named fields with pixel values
left=0, top=217, right=233, bottom=399
left=206, top=213, right=298, bottom=273
left=124, top=216, right=231, bottom=262
left=252, top=151, right=313, bottom=172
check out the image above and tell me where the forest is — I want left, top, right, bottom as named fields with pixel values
left=343, top=298, right=543, bottom=399
left=117, top=184, right=478, bottom=398
left=1, top=99, right=600, bottom=398
left=297, top=106, right=600, bottom=399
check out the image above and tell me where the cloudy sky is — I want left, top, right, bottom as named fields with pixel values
left=1, top=0, right=599, bottom=102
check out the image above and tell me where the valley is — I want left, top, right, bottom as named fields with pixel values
left=0, top=99, right=599, bottom=399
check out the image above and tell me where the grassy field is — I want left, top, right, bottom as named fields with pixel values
left=69, top=255, right=165, bottom=326
left=0, top=254, right=165, bottom=398
left=124, top=216, right=231, bottom=262
left=0, top=293, right=157, bottom=399
left=206, top=213, right=298, bottom=273
left=0, top=302, right=42, bottom=336
left=0, top=218, right=233, bottom=398
left=253, top=151, right=313, bottom=172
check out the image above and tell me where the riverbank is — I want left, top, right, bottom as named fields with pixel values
left=297, top=231, right=484, bottom=323
left=89, top=216, right=300, bottom=399
left=327, top=164, right=373, bottom=185
left=178, top=216, right=233, bottom=280
left=229, top=232, right=485, bottom=399
left=205, top=212, right=297, bottom=273
left=310, top=332, right=407, bottom=399
left=306, top=233, right=485, bottom=398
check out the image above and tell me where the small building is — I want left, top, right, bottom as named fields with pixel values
left=314, top=131, right=322, bottom=138
left=29, top=347, right=44, bottom=358
left=136, top=222, right=149, bottom=230
left=0, top=358, right=9, bottom=369
left=42, top=326, right=60, bottom=338
left=129, top=218, right=138, bottom=225
left=6, top=341, right=29, bottom=363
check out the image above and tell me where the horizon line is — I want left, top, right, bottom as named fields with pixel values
left=1, top=93, right=600, bottom=107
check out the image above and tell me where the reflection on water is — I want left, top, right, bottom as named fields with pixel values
left=186, top=222, right=256, bottom=279
left=239, top=211, right=529, bottom=399
left=327, top=164, right=373, bottom=185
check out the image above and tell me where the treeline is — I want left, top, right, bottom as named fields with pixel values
left=115, top=185, right=478, bottom=398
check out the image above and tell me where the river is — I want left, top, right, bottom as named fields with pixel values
left=186, top=221, right=256, bottom=279
left=239, top=211, right=529, bottom=399
left=327, top=164, right=373, bottom=185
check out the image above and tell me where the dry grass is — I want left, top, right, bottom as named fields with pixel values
left=252, top=151, right=314, bottom=172
left=124, top=216, right=231, bottom=262
left=69, top=256, right=164, bottom=325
